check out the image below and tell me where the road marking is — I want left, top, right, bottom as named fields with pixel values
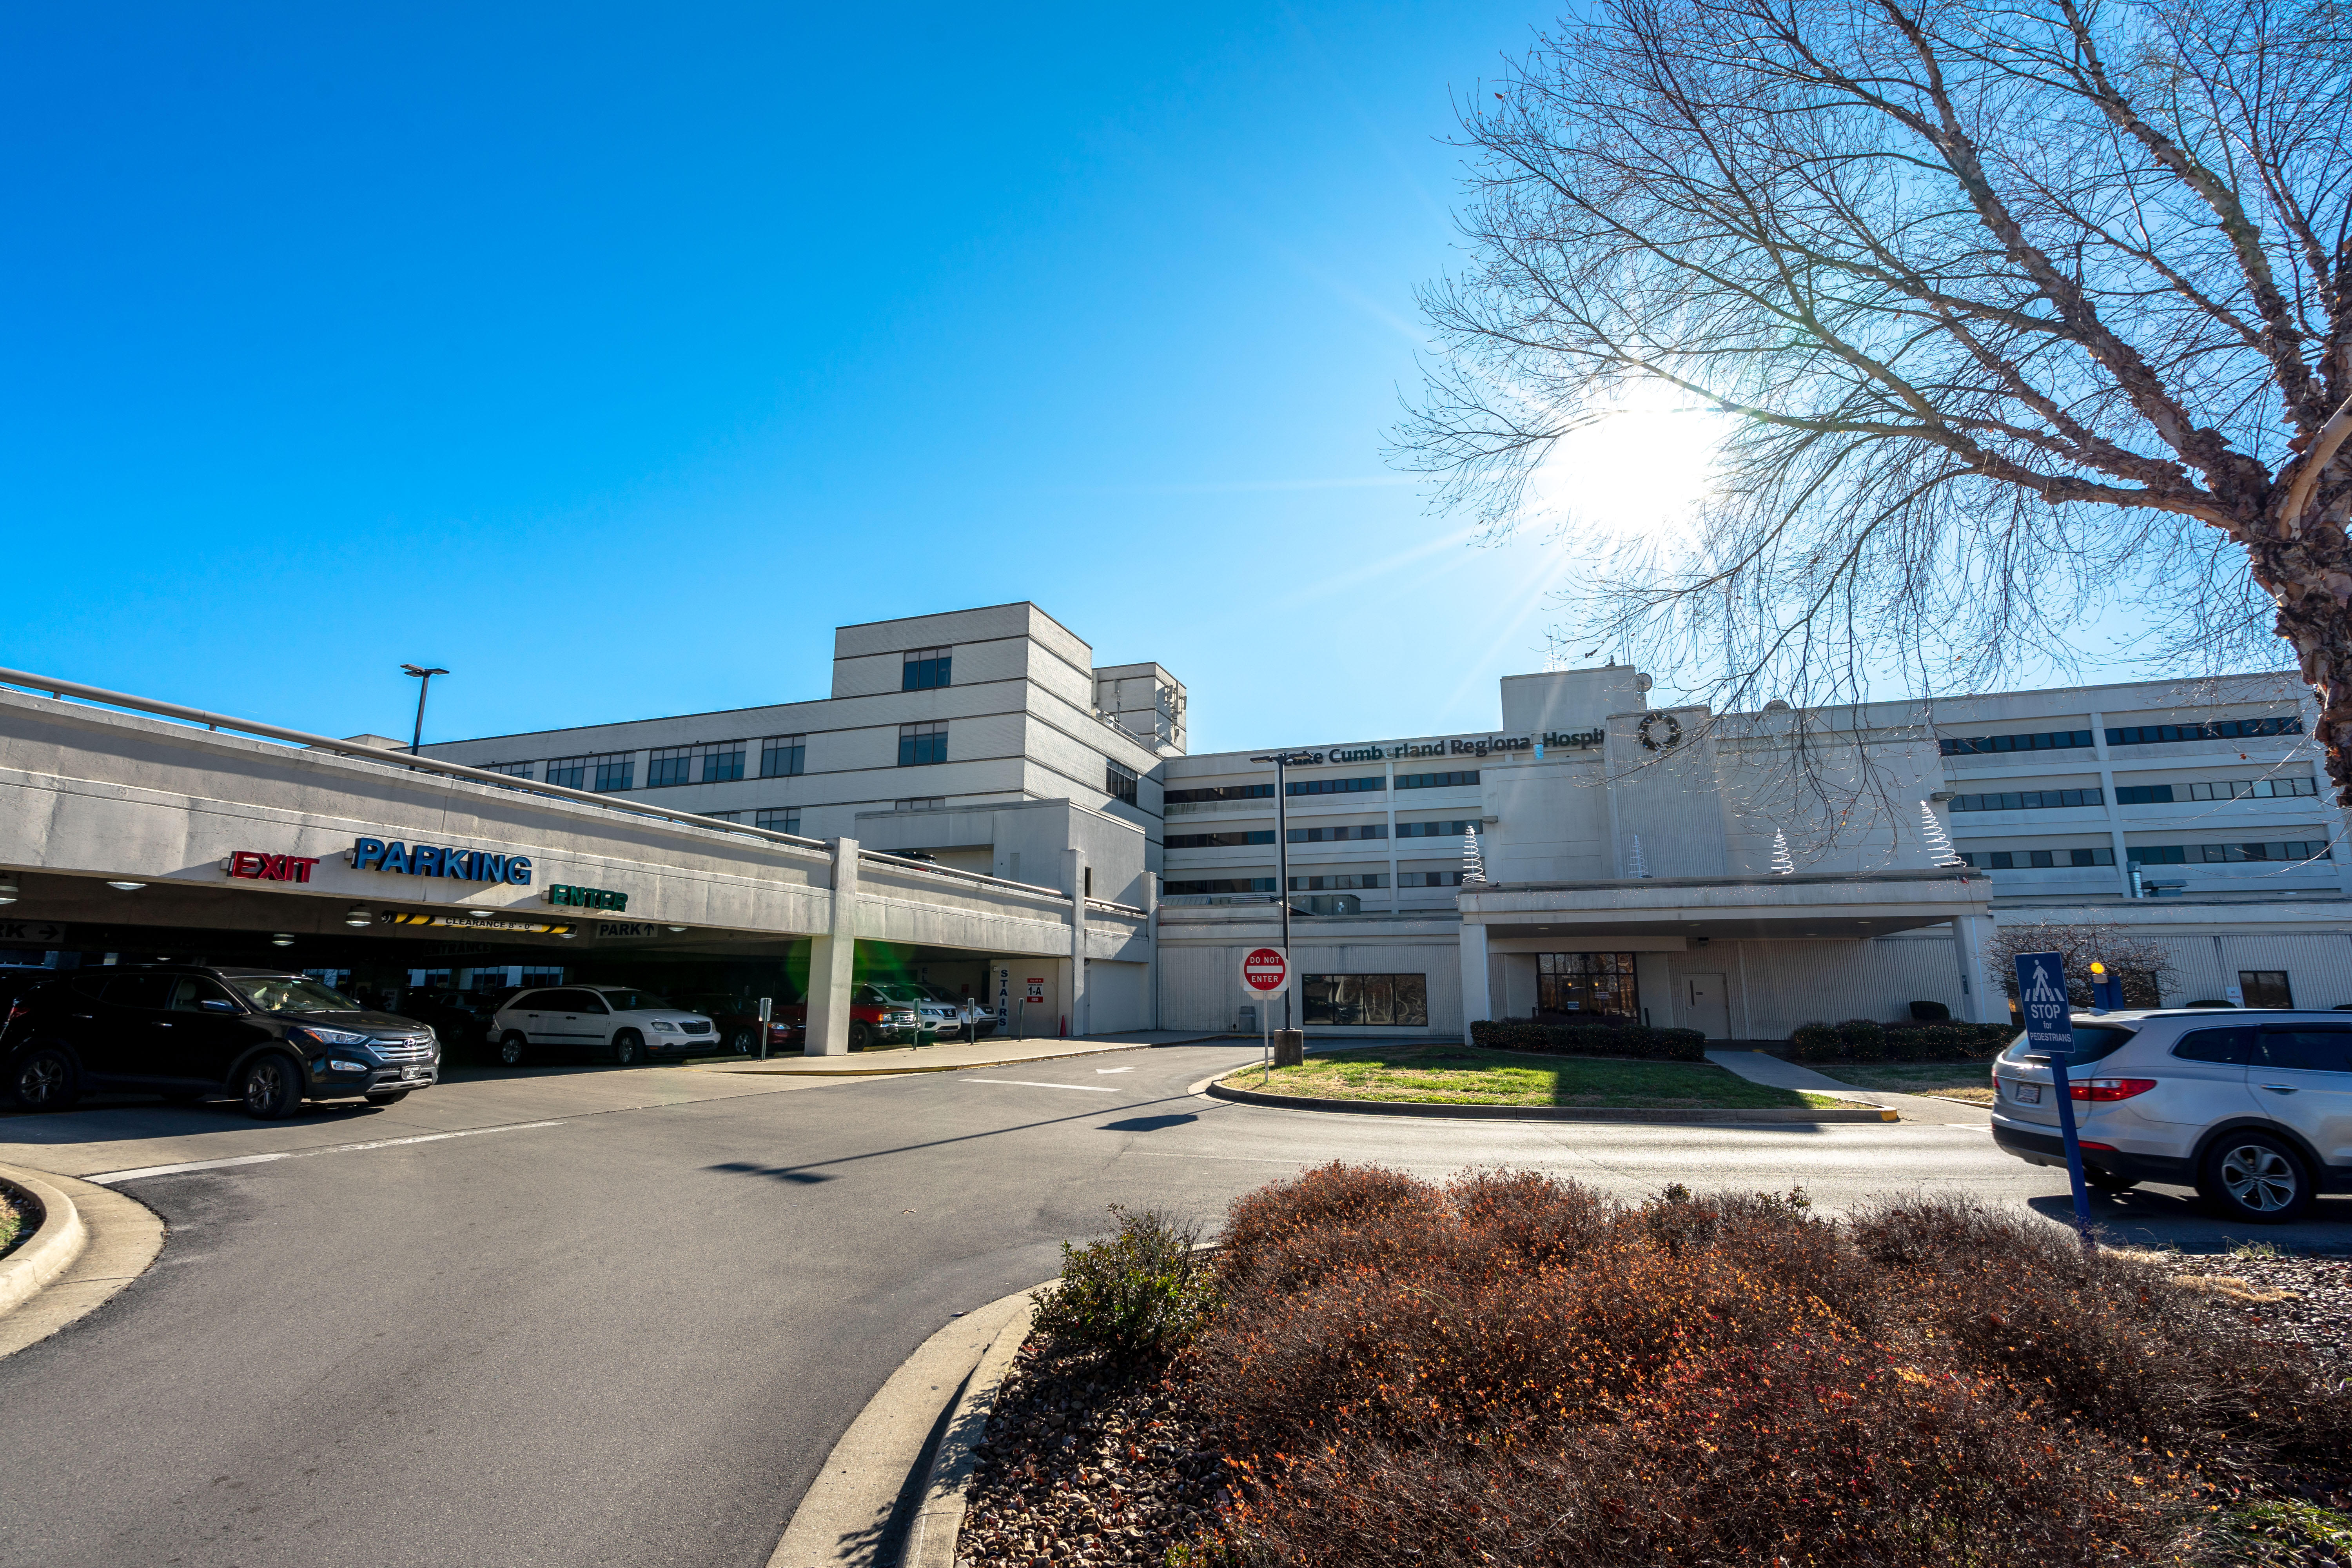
left=963, top=1078, right=1118, bottom=1093
left=84, top=1120, right=568, bottom=1185
left=1094, top=1067, right=1134, bottom=1074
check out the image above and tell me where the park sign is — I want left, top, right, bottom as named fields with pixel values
left=2011, top=949, right=2094, bottom=1242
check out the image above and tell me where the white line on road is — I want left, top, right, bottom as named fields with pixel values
left=1094, top=1067, right=1134, bottom=1074
left=963, top=1078, right=1119, bottom=1093
left=85, top=1120, right=569, bottom=1185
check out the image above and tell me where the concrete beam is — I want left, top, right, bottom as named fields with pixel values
left=1459, top=921, right=1492, bottom=1043
left=804, top=838, right=861, bottom=1056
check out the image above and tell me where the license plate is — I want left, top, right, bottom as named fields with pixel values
left=401, top=1065, right=425, bottom=1080
left=2010, top=1081, right=2040, bottom=1103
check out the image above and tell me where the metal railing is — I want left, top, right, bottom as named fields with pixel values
left=855, top=847, right=1065, bottom=901
left=0, top=666, right=833, bottom=858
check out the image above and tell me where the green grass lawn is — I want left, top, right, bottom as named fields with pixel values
left=1780, top=1059, right=1997, bottom=1105
left=1221, top=1044, right=1855, bottom=1109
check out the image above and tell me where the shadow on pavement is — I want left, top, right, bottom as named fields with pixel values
left=2024, top=1188, right=2352, bottom=1254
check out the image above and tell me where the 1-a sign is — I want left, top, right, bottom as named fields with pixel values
left=1240, top=947, right=1289, bottom=994
left=2013, top=949, right=2094, bottom=1244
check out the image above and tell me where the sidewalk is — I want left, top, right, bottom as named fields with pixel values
left=696, top=1029, right=1241, bottom=1077
left=1707, top=1050, right=1991, bottom=1124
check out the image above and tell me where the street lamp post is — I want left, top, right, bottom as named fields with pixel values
left=1250, top=750, right=1318, bottom=1030
left=401, top=664, right=448, bottom=755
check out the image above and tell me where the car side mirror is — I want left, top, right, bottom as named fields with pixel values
left=200, top=998, right=237, bottom=1013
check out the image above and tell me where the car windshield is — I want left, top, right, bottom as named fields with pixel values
left=2000, top=1024, right=2138, bottom=1065
left=594, top=990, right=674, bottom=1013
left=232, top=975, right=363, bottom=1013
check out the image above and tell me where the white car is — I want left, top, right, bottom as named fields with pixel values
left=489, top=985, right=716, bottom=1067
left=1989, top=1007, right=2352, bottom=1222
left=880, top=982, right=993, bottom=1040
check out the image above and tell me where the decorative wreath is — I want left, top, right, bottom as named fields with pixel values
left=1637, top=713, right=1683, bottom=751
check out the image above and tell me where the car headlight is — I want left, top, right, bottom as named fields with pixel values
left=298, top=1027, right=374, bottom=1047
left=325, top=1058, right=371, bottom=1074
left=649, top=1020, right=681, bottom=1033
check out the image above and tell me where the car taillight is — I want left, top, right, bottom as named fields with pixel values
left=2070, top=1078, right=2158, bottom=1102
left=3, top=999, right=26, bottom=1029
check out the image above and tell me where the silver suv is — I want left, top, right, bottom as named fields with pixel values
left=1989, top=1009, right=2351, bottom=1222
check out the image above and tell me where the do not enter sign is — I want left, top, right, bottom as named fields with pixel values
left=1240, top=947, right=1289, bottom=994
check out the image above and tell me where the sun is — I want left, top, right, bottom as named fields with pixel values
left=1516, top=390, right=1730, bottom=546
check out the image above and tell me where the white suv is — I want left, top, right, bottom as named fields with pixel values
left=489, top=985, right=716, bottom=1067
left=1990, top=1008, right=2352, bottom=1222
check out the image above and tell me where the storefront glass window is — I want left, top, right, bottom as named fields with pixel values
left=1535, top=952, right=1639, bottom=1020
left=1302, top=973, right=1428, bottom=1027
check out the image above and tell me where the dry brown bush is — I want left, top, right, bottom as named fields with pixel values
left=1185, top=1168, right=2350, bottom=1567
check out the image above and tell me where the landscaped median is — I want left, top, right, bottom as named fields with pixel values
left=1210, top=1042, right=1889, bottom=1122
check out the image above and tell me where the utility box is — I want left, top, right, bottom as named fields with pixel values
left=1238, top=1004, right=1257, bottom=1035
left=1273, top=1029, right=1305, bottom=1068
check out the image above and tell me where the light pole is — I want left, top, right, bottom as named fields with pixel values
left=1250, top=750, right=1318, bottom=1030
left=401, top=664, right=448, bottom=755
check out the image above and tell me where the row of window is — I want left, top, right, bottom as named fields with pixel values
left=1166, top=771, right=1485, bottom=805
left=1301, top=973, right=1429, bottom=1028
left=1106, top=758, right=1139, bottom=806
left=1961, top=840, right=2334, bottom=869
left=703, top=808, right=802, bottom=834
left=2114, top=776, right=2319, bottom=803
left=1938, top=715, right=2302, bottom=755
left=1165, top=783, right=1276, bottom=804
left=1289, top=824, right=1386, bottom=843
left=1289, top=873, right=1386, bottom=891
left=1165, top=872, right=1470, bottom=895
left=496, top=735, right=809, bottom=791
left=1949, top=788, right=2103, bottom=812
left=1165, top=819, right=1479, bottom=849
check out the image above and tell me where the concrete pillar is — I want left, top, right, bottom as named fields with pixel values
left=1143, top=871, right=1160, bottom=1031
left=1459, top=920, right=1492, bottom=1043
left=803, top=837, right=860, bottom=1055
left=1065, top=847, right=1090, bottom=1038
left=1950, top=910, right=2000, bottom=1025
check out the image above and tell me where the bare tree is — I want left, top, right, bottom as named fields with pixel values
left=1986, top=920, right=2178, bottom=1003
left=1405, top=0, right=2352, bottom=795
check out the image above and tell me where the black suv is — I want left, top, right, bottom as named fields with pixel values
left=2, top=965, right=441, bottom=1119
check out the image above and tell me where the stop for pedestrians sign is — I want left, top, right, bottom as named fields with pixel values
left=1241, top=947, right=1289, bottom=993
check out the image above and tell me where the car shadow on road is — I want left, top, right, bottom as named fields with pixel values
left=2024, top=1189, right=2352, bottom=1254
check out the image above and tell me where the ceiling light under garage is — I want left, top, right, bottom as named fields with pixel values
left=106, top=880, right=146, bottom=891
left=270, top=934, right=294, bottom=947
left=666, top=925, right=688, bottom=933
left=466, top=906, right=495, bottom=918
left=345, top=906, right=372, bottom=927
left=0, top=879, right=16, bottom=905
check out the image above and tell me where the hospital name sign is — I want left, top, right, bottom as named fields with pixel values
left=1314, top=729, right=1607, bottom=766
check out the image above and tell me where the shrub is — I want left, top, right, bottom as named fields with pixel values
left=1187, top=1169, right=2352, bottom=1567
left=1909, top=998, right=1950, bottom=1021
left=1032, top=1205, right=1219, bottom=1361
left=1786, top=1018, right=2013, bottom=1061
left=1469, top=1018, right=1708, bottom=1060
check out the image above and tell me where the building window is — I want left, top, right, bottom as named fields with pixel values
left=1536, top=952, right=1639, bottom=1020
left=1285, top=775, right=1384, bottom=797
left=1959, top=847, right=2114, bottom=869
left=2119, top=777, right=2319, bottom=804
left=754, top=809, right=800, bottom=834
left=547, top=753, right=634, bottom=792
left=759, top=734, right=807, bottom=778
left=893, top=797, right=946, bottom=811
left=1937, top=729, right=2095, bottom=756
left=1163, top=877, right=1278, bottom=895
left=1397, top=870, right=1466, bottom=887
left=2239, top=970, right=2294, bottom=1007
left=2127, top=845, right=2189, bottom=864
left=647, top=746, right=694, bottom=788
left=1287, top=873, right=1389, bottom=891
left=1288, top=824, right=1387, bottom=842
left=1106, top=757, right=1139, bottom=805
left=1165, top=831, right=1276, bottom=848
left=898, top=722, right=948, bottom=767
left=2105, top=715, right=2302, bottom=746
left=703, top=810, right=742, bottom=823
left=1947, top=789, right=2103, bottom=812
left=1394, top=819, right=1476, bottom=838
left=483, top=760, right=535, bottom=780
left=1164, top=783, right=1276, bottom=804
left=694, top=740, right=746, bottom=783
left=1302, top=973, right=1428, bottom=1027
left=1396, top=770, right=1480, bottom=790
left=2196, top=840, right=2334, bottom=862
left=902, top=646, right=953, bottom=691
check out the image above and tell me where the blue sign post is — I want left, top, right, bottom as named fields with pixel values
left=2014, top=950, right=2095, bottom=1244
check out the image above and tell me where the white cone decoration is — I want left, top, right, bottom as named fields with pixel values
left=1770, top=829, right=1794, bottom=875
left=1461, top=825, right=1487, bottom=884
left=1630, top=834, right=1649, bottom=878
left=1919, top=800, right=1966, bottom=868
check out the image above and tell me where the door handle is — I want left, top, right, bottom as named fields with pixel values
left=2257, top=1083, right=2297, bottom=1093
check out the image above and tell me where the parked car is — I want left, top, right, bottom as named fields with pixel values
left=397, top=986, right=503, bottom=1063
left=673, top=993, right=805, bottom=1054
left=884, top=981, right=993, bottom=1040
left=487, top=985, right=715, bottom=1067
left=1988, top=1008, right=2352, bottom=1222
left=2, top=964, right=441, bottom=1119
left=846, top=984, right=924, bottom=1050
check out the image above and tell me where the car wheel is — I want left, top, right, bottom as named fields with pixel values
left=238, top=1054, right=305, bottom=1121
left=364, top=1089, right=410, bottom=1106
left=497, top=1033, right=529, bottom=1067
left=613, top=1031, right=642, bottom=1066
left=850, top=1022, right=874, bottom=1051
left=731, top=1028, right=753, bottom=1054
left=9, top=1047, right=80, bottom=1112
left=2201, top=1132, right=2312, bottom=1223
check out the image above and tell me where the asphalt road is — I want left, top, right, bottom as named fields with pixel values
left=1, top=1044, right=2344, bottom=1568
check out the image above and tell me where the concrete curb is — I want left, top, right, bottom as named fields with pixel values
left=0, top=1168, right=87, bottom=1318
left=903, top=1292, right=1042, bottom=1568
left=0, top=1161, right=167, bottom=1360
left=1202, top=1079, right=1898, bottom=1123
left=766, top=1283, right=1047, bottom=1568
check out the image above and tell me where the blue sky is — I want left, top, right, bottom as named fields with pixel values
left=0, top=4, right=2167, bottom=757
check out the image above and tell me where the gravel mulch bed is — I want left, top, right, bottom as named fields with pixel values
left=956, top=1332, right=1224, bottom=1568
left=2160, top=1250, right=2352, bottom=1370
